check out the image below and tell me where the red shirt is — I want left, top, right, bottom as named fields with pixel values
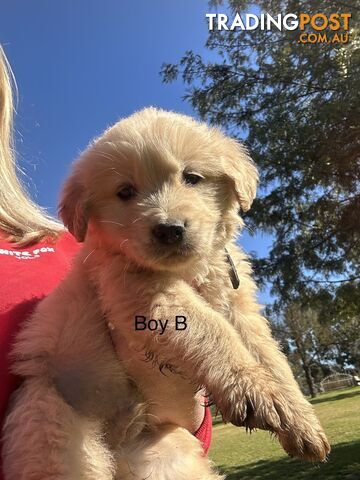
left=0, top=231, right=80, bottom=423
left=0, top=231, right=211, bottom=477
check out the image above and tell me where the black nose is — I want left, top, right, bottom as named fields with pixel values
left=152, top=222, right=185, bottom=245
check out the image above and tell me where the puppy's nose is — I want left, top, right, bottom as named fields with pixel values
left=152, top=222, right=185, bottom=245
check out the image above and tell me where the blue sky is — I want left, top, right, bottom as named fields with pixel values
left=1, top=0, right=273, bottom=303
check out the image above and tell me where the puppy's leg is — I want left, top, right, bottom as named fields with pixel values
left=116, top=425, right=223, bottom=480
left=150, top=293, right=284, bottom=432
left=2, top=378, right=114, bottom=480
left=115, top=279, right=291, bottom=436
left=229, top=282, right=330, bottom=460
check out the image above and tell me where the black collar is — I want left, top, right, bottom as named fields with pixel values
left=224, top=247, right=240, bottom=289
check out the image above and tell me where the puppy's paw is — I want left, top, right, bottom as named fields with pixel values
left=278, top=414, right=330, bottom=462
left=214, top=365, right=285, bottom=432
left=213, top=365, right=331, bottom=463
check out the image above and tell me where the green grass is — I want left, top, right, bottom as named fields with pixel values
left=209, top=387, right=360, bottom=479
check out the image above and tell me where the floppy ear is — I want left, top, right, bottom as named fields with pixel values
left=58, top=169, right=88, bottom=242
left=222, top=139, right=258, bottom=212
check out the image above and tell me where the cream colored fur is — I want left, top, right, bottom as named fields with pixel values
left=2, top=108, right=329, bottom=479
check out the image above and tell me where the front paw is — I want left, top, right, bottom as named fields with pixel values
left=213, top=367, right=330, bottom=462
left=214, top=365, right=285, bottom=432
left=277, top=412, right=330, bottom=462
left=213, top=365, right=330, bottom=461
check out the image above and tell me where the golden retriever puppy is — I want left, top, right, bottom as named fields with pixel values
left=2, top=108, right=330, bottom=480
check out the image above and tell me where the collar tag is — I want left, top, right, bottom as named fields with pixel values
left=225, top=248, right=240, bottom=289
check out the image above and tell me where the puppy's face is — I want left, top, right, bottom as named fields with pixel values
left=60, top=108, right=258, bottom=272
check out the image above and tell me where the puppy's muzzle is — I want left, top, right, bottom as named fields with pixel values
left=152, top=221, right=186, bottom=245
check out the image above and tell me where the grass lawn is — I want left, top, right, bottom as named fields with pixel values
left=209, top=386, right=360, bottom=479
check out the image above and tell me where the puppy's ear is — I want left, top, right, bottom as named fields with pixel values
left=59, top=169, right=88, bottom=242
left=222, top=139, right=258, bottom=212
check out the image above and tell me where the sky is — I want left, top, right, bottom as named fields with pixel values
left=0, top=0, right=273, bottom=303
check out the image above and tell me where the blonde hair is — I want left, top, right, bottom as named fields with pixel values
left=0, top=46, right=63, bottom=246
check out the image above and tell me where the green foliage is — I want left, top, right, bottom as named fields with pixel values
left=270, top=302, right=360, bottom=397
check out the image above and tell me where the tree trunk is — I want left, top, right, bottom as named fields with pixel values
left=293, top=336, right=317, bottom=398
left=303, top=363, right=316, bottom=398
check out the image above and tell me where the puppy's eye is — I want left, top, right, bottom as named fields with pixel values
left=117, top=184, right=137, bottom=201
left=183, top=172, right=203, bottom=186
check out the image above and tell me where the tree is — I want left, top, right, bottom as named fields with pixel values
left=311, top=282, right=360, bottom=369
left=271, top=304, right=331, bottom=397
left=161, top=0, right=360, bottom=318
left=269, top=298, right=360, bottom=397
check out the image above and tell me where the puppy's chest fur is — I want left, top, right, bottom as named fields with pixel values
left=194, top=258, right=236, bottom=317
left=86, top=249, right=235, bottom=428
left=89, top=249, right=235, bottom=338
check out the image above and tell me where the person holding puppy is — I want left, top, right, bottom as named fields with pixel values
left=0, top=46, right=212, bottom=479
